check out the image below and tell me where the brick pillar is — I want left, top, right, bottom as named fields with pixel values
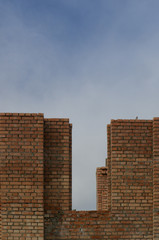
left=153, top=118, right=159, bottom=239
left=111, top=119, right=153, bottom=239
left=44, top=119, right=72, bottom=215
left=96, top=167, right=108, bottom=210
left=107, top=124, right=111, bottom=210
left=0, top=113, right=44, bottom=240
left=0, top=155, right=1, bottom=240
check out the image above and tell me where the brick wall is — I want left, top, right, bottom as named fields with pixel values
left=0, top=113, right=44, bottom=240
left=153, top=118, right=159, bottom=239
left=44, top=210, right=111, bottom=240
left=44, top=119, right=72, bottom=239
left=110, top=119, right=153, bottom=239
left=1, top=114, right=159, bottom=239
left=107, top=124, right=111, bottom=210
left=44, top=119, right=72, bottom=215
left=96, top=167, right=108, bottom=210
left=47, top=118, right=154, bottom=240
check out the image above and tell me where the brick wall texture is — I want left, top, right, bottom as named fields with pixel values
left=0, top=113, right=44, bottom=240
left=96, top=167, right=108, bottom=211
left=1, top=113, right=159, bottom=239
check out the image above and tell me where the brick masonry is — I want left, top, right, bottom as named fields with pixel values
left=96, top=167, right=108, bottom=211
left=0, top=114, right=159, bottom=239
left=0, top=113, right=44, bottom=240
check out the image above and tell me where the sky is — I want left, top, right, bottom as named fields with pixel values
left=1, top=0, right=159, bottom=210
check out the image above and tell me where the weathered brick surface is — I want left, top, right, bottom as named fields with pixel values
left=1, top=115, right=159, bottom=239
left=45, top=118, right=155, bottom=239
left=0, top=113, right=44, bottom=240
left=110, top=119, right=153, bottom=239
left=44, top=119, right=72, bottom=214
left=153, top=118, right=159, bottom=239
left=107, top=124, right=111, bottom=210
left=44, top=210, right=111, bottom=240
left=96, top=167, right=108, bottom=210
left=44, top=119, right=72, bottom=239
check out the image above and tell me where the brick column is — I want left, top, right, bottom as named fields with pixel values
left=107, top=124, right=111, bottom=210
left=111, top=119, right=153, bottom=239
left=153, top=118, right=159, bottom=239
left=96, top=167, right=108, bottom=210
left=44, top=119, right=72, bottom=214
left=0, top=113, right=44, bottom=240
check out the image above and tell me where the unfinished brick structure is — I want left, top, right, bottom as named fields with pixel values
left=0, top=113, right=159, bottom=239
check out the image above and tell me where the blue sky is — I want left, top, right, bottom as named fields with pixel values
left=1, top=0, right=159, bottom=209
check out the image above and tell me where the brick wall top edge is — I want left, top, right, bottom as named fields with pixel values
left=111, top=119, right=153, bottom=123
left=44, top=118, right=70, bottom=122
left=0, top=112, right=44, bottom=117
left=96, top=167, right=107, bottom=171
